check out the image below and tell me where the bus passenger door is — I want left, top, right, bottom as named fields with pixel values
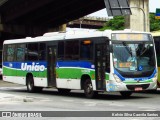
left=95, top=44, right=107, bottom=90
left=47, top=46, right=57, bottom=87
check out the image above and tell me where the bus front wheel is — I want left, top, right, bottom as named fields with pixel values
left=84, top=79, right=97, bottom=98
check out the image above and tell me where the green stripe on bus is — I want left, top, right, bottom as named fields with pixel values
left=3, top=67, right=47, bottom=77
left=3, top=67, right=110, bottom=80
left=57, top=68, right=109, bottom=80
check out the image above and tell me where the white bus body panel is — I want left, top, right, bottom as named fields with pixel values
left=3, top=76, right=48, bottom=87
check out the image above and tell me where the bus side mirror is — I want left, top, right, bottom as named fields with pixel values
left=109, top=45, right=113, bottom=53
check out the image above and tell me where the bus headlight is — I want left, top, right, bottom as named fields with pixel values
left=152, top=73, right=157, bottom=82
left=113, top=74, right=122, bottom=83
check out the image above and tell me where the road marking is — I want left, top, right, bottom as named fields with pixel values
left=84, top=102, right=97, bottom=106
left=131, top=118, right=146, bottom=120
left=40, top=99, right=52, bottom=102
left=143, top=109, right=157, bottom=111
left=62, top=99, right=74, bottom=102
left=109, top=103, right=125, bottom=107
left=138, top=107, right=157, bottom=111
left=0, top=87, right=26, bottom=90
left=0, top=93, right=16, bottom=98
left=0, top=93, right=25, bottom=102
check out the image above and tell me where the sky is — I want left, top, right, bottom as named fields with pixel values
left=88, top=0, right=160, bottom=17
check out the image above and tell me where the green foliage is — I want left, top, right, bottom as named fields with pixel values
left=150, top=13, right=160, bottom=32
left=99, top=16, right=125, bottom=31
left=100, top=13, right=160, bottom=31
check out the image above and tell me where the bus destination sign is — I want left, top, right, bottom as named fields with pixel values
left=112, top=33, right=151, bottom=41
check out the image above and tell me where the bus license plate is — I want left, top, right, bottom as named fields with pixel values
left=135, top=87, right=142, bottom=91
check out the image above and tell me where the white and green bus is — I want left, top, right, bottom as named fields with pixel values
left=2, top=29, right=157, bottom=98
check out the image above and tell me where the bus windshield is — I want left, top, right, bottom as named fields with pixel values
left=112, top=41, right=156, bottom=77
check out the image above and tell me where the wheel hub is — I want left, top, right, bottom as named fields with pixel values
left=87, top=84, right=93, bottom=94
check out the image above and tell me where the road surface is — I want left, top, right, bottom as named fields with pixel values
left=0, top=80, right=160, bottom=120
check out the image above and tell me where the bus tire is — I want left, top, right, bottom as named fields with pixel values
left=120, top=91, right=132, bottom=98
left=58, top=89, right=71, bottom=94
left=27, top=75, right=35, bottom=93
left=27, top=75, right=43, bottom=93
left=84, top=79, right=97, bottom=98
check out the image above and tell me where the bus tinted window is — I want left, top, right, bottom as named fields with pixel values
left=39, top=43, right=46, bottom=60
left=65, top=41, right=79, bottom=60
left=154, top=38, right=160, bottom=66
left=0, top=50, right=2, bottom=68
left=3, top=45, right=7, bottom=61
left=6, top=44, right=16, bottom=62
left=80, top=40, right=93, bottom=60
left=16, top=44, right=27, bottom=61
left=27, top=43, right=39, bottom=61
left=58, top=41, right=64, bottom=60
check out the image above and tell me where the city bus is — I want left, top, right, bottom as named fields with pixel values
left=152, top=31, right=160, bottom=87
left=2, top=29, right=157, bottom=98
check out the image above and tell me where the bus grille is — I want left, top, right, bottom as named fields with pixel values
left=126, top=84, right=150, bottom=91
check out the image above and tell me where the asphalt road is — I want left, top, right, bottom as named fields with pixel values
left=0, top=80, right=160, bottom=120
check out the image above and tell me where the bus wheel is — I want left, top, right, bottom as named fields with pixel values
left=84, top=79, right=97, bottom=98
left=27, top=75, right=35, bottom=93
left=27, top=76, right=43, bottom=93
left=58, top=89, right=71, bottom=94
left=120, top=91, right=132, bottom=98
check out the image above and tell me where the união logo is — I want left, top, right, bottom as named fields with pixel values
left=21, top=62, right=45, bottom=71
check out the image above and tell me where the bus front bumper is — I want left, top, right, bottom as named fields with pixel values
left=106, top=80, right=157, bottom=92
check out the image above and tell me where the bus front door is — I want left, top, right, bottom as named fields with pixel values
left=47, top=46, right=57, bottom=87
left=95, top=44, right=106, bottom=90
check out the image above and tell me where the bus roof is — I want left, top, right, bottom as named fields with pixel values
left=3, top=29, right=151, bottom=44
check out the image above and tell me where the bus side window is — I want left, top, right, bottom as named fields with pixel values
left=39, top=43, right=46, bottom=61
left=0, top=50, right=2, bottom=68
left=6, top=44, right=16, bottom=62
left=80, top=40, right=93, bottom=60
left=65, top=41, right=79, bottom=60
left=154, top=39, right=160, bottom=66
left=3, top=45, right=7, bottom=62
left=27, top=43, right=39, bottom=61
left=16, top=44, right=27, bottom=61
left=106, top=43, right=110, bottom=73
left=58, top=41, right=64, bottom=60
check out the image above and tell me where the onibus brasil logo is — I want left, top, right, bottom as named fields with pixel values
left=21, top=62, right=45, bottom=72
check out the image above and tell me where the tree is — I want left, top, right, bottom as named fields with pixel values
left=100, top=13, right=160, bottom=31
left=99, top=16, right=125, bottom=31
left=150, top=13, right=160, bottom=32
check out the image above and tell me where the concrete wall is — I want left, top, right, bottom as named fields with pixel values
left=125, top=0, right=149, bottom=32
